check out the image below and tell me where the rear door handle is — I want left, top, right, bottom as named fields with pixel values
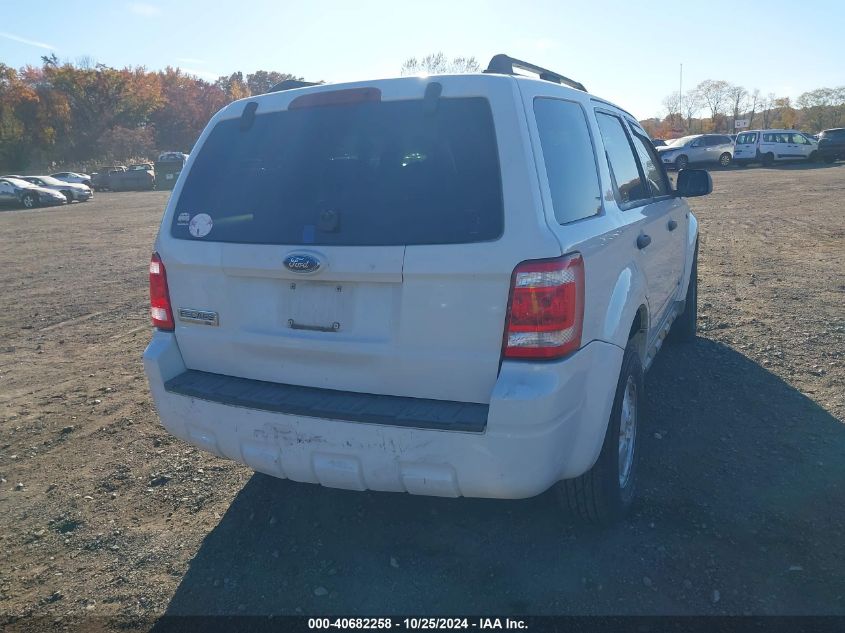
left=637, top=234, right=652, bottom=250
left=668, top=219, right=678, bottom=231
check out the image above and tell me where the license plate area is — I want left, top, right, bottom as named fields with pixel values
left=280, top=281, right=353, bottom=333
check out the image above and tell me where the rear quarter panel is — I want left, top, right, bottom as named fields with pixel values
left=514, top=81, right=650, bottom=352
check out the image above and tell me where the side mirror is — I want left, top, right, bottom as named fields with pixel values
left=675, top=169, right=712, bottom=198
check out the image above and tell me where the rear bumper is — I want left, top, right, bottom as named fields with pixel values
left=143, top=331, right=623, bottom=499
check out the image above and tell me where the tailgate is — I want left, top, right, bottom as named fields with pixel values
left=156, top=77, right=559, bottom=404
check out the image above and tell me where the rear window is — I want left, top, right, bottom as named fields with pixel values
left=171, top=97, right=503, bottom=245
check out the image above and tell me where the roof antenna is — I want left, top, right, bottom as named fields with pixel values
left=240, top=102, right=258, bottom=132
left=423, top=82, right=442, bottom=115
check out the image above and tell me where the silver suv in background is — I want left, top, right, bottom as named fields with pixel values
left=657, top=134, right=734, bottom=170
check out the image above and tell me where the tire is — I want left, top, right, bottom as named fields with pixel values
left=718, top=152, right=732, bottom=167
left=556, top=341, right=643, bottom=524
left=22, top=192, right=38, bottom=209
left=808, top=151, right=818, bottom=163
left=675, top=155, right=689, bottom=171
left=762, top=152, right=774, bottom=166
left=670, top=241, right=698, bottom=343
left=61, top=190, right=73, bottom=204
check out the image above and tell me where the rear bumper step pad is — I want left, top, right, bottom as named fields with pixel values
left=164, top=370, right=488, bottom=433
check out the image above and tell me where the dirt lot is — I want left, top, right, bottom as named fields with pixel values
left=1, top=164, right=844, bottom=630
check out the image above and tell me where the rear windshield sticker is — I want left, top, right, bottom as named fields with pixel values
left=188, top=213, right=213, bottom=238
left=177, top=212, right=190, bottom=225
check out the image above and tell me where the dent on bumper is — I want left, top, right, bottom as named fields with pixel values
left=143, top=331, right=623, bottom=499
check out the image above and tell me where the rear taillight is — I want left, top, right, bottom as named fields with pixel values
left=149, top=252, right=174, bottom=331
left=503, top=254, right=584, bottom=360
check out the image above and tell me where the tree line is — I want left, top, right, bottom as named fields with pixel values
left=4, top=53, right=843, bottom=173
left=643, top=80, right=845, bottom=139
left=0, top=55, right=304, bottom=172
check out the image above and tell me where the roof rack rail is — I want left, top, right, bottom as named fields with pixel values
left=269, top=79, right=319, bottom=93
left=483, top=54, right=587, bottom=92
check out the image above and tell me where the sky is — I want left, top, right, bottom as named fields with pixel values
left=1, top=0, right=843, bottom=120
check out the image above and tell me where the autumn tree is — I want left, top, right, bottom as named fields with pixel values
left=747, top=89, right=761, bottom=128
left=39, top=60, right=163, bottom=161
left=761, top=92, right=776, bottom=128
left=681, top=89, right=703, bottom=133
left=401, top=53, right=480, bottom=75
left=150, top=68, right=228, bottom=152
left=696, top=79, right=731, bottom=131
left=727, top=84, right=748, bottom=131
left=215, top=72, right=250, bottom=100
left=797, top=87, right=841, bottom=131
left=246, top=70, right=304, bottom=95
left=662, top=90, right=682, bottom=130
left=774, top=96, right=795, bottom=129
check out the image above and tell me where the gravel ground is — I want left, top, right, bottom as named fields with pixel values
left=1, top=163, right=843, bottom=631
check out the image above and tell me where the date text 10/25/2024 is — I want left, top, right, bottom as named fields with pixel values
left=308, top=618, right=528, bottom=630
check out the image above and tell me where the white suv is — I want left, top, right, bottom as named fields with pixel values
left=144, top=55, right=710, bottom=523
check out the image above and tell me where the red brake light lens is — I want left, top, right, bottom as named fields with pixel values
left=149, top=252, right=174, bottom=331
left=504, top=254, right=584, bottom=359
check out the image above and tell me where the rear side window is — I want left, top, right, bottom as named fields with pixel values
left=737, top=132, right=757, bottom=144
left=628, top=127, right=670, bottom=198
left=595, top=112, right=649, bottom=206
left=533, top=98, right=601, bottom=224
left=172, top=97, right=503, bottom=245
left=764, top=133, right=789, bottom=143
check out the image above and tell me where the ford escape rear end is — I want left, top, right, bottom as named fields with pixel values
left=144, top=55, right=708, bottom=523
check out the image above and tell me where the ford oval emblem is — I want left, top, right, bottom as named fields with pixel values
left=283, top=253, right=322, bottom=274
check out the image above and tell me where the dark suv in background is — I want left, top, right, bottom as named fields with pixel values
left=818, top=128, right=845, bottom=163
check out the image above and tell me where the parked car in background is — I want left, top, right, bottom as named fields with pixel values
left=657, top=134, right=734, bottom=169
left=114, top=164, right=156, bottom=191
left=155, top=152, right=188, bottom=190
left=92, top=164, right=156, bottom=191
left=91, top=167, right=118, bottom=191
left=21, top=175, right=92, bottom=203
left=817, top=128, right=845, bottom=163
left=158, top=152, right=189, bottom=163
left=733, top=129, right=819, bottom=166
left=0, top=177, right=67, bottom=208
left=144, top=54, right=711, bottom=524
left=51, top=171, right=92, bottom=187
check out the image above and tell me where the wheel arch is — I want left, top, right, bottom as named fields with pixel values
left=598, top=262, right=650, bottom=354
left=680, top=213, right=699, bottom=299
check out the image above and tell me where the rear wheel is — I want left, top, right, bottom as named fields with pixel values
left=556, top=341, right=643, bottom=524
left=762, top=152, right=774, bottom=166
left=718, top=152, right=732, bottom=167
left=675, top=155, right=689, bottom=170
left=808, top=150, right=818, bottom=163
left=22, top=192, right=38, bottom=209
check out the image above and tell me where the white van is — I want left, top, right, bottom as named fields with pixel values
left=733, top=129, right=819, bottom=166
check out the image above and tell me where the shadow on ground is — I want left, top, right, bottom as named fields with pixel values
left=152, top=338, right=845, bottom=620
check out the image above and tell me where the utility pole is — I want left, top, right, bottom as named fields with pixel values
left=679, top=63, right=683, bottom=130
